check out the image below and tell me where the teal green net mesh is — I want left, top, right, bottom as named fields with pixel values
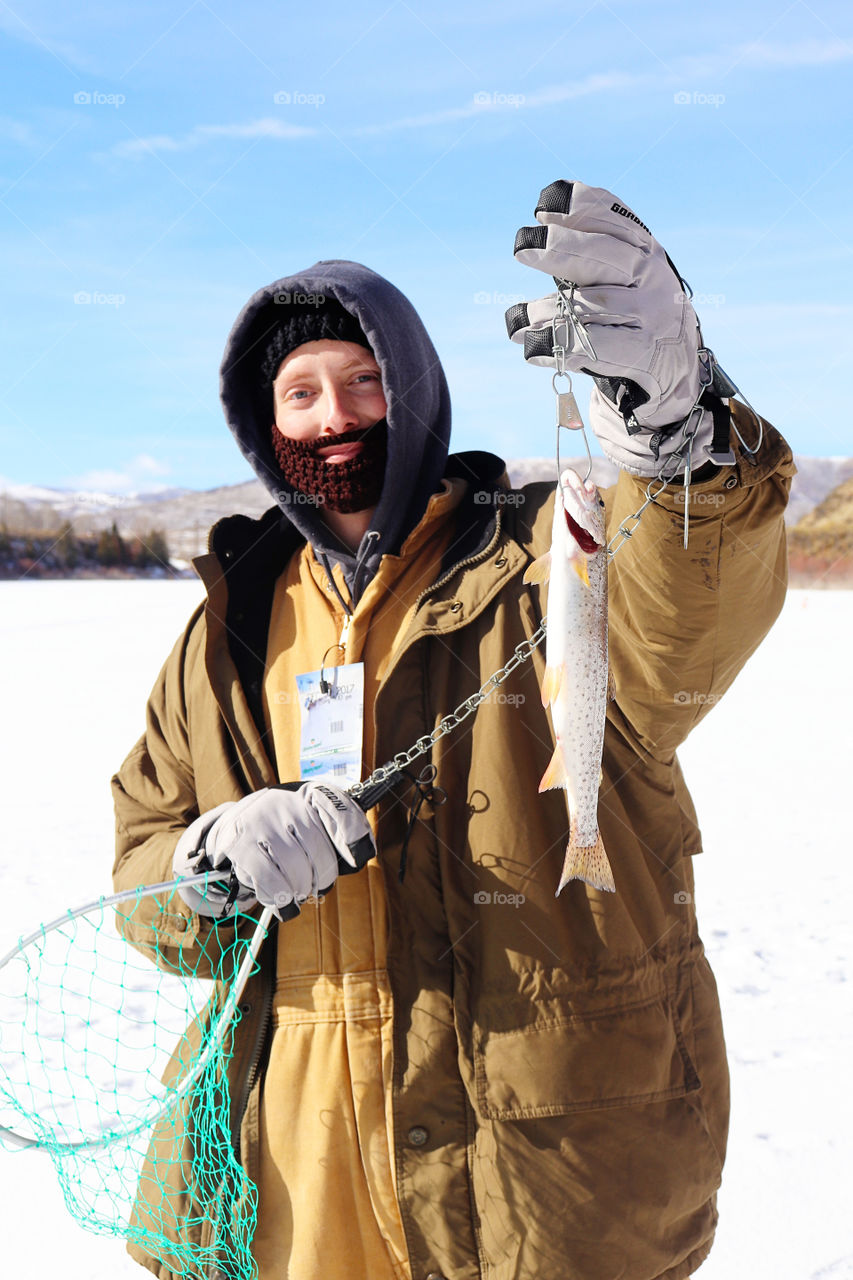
left=0, top=882, right=266, bottom=1280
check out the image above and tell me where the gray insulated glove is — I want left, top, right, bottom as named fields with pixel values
left=505, top=180, right=728, bottom=477
left=172, top=782, right=376, bottom=920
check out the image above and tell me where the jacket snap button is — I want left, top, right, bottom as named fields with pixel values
left=723, top=475, right=738, bottom=490
left=408, top=1125, right=428, bottom=1146
left=495, top=555, right=507, bottom=568
left=426, top=1273, right=447, bottom=1280
left=450, top=601, right=462, bottom=613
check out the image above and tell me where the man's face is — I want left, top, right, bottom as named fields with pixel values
left=272, top=339, right=387, bottom=463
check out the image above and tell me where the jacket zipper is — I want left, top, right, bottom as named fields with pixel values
left=371, top=507, right=504, bottom=742
left=411, top=505, right=503, bottom=614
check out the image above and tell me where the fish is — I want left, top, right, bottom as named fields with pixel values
left=523, top=467, right=615, bottom=894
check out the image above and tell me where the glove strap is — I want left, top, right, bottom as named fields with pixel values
left=599, top=347, right=738, bottom=469
left=218, top=869, right=245, bottom=921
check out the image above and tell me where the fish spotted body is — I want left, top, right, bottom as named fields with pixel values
left=523, top=468, right=615, bottom=894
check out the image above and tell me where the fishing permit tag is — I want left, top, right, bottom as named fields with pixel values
left=295, top=662, right=364, bottom=785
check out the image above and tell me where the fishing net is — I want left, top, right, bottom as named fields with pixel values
left=0, top=878, right=268, bottom=1280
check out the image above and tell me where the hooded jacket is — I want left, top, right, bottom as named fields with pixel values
left=113, top=260, right=795, bottom=1280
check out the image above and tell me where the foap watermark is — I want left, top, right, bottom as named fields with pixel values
left=273, top=90, right=326, bottom=108
left=473, top=490, right=526, bottom=507
left=73, top=90, right=126, bottom=107
left=484, top=690, right=526, bottom=708
left=673, top=291, right=726, bottom=308
left=473, top=290, right=526, bottom=307
left=672, top=490, right=726, bottom=507
left=73, top=290, right=125, bottom=307
left=673, top=890, right=692, bottom=905
left=473, top=890, right=526, bottom=907
left=275, top=892, right=325, bottom=909
left=273, top=290, right=326, bottom=308
left=275, top=490, right=326, bottom=507
left=474, top=91, right=525, bottom=108
left=673, top=90, right=725, bottom=108
left=673, top=690, right=722, bottom=706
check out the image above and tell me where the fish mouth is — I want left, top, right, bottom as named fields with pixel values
left=565, top=509, right=603, bottom=554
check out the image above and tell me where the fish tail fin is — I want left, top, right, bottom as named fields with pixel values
left=540, top=664, right=563, bottom=707
left=523, top=551, right=552, bottom=585
left=556, top=830, right=615, bottom=894
left=571, top=555, right=591, bottom=588
left=538, top=743, right=569, bottom=792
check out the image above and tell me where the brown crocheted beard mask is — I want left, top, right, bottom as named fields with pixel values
left=271, top=419, right=388, bottom=514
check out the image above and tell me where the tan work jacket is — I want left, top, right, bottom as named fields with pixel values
left=113, top=406, right=794, bottom=1280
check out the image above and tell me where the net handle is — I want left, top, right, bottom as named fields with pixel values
left=168, top=904, right=274, bottom=1108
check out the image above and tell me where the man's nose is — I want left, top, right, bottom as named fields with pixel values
left=321, top=386, right=359, bottom=433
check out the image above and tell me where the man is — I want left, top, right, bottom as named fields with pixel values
left=113, top=182, right=794, bottom=1280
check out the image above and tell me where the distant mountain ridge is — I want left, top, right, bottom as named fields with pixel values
left=2, top=454, right=851, bottom=565
left=787, top=473, right=853, bottom=587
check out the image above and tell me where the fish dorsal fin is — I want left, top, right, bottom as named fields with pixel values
left=523, top=551, right=551, bottom=585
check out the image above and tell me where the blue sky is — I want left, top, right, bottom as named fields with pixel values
left=1, top=0, right=851, bottom=495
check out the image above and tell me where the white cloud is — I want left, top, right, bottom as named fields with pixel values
left=196, top=118, right=318, bottom=141
left=732, top=37, right=853, bottom=69
left=65, top=454, right=172, bottom=496
left=107, top=37, right=853, bottom=158
left=0, top=116, right=39, bottom=147
left=112, top=117, right=318, bottom=157
left=0, top=9, right=97, bottom=76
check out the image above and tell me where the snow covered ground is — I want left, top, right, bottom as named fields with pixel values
left=0, top=581, right=850, bottom=1279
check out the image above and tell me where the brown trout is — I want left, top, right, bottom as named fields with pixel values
left=524, top=467, right=615, bottom=893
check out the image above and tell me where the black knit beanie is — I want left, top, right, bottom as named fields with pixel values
left=259, top=296, right=372, bottom=388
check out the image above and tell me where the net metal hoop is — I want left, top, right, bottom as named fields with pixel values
left=0, top=871, right=272, bottom=1155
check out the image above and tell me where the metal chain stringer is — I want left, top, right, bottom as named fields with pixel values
left=605, top=411, right=701, bottom=559
left=349, top=624, right=547, bottom=801
left=352, top=334, right=707, bottom=803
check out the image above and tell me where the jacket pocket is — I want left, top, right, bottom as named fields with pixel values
left=474, top=993, right=700, bottom=1121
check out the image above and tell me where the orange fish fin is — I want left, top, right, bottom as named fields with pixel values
left=556, top=831, right=615, bottom=894
left=540, top=664, right=563, bottom=707
left=571, top=555, right=591, bottom=587
left=523, top=551, right=552, bottom=585
left=538, top=744, right=569, bottom=792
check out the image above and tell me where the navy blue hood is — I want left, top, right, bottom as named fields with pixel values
left=219, top=260, right=452, bottom=593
